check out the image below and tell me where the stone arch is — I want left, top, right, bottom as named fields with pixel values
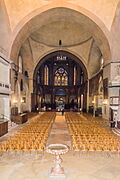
left=33, top=49, right=89, bottom=111
left=9, top=5, right=111, bottom=63
left=33, top=50, right=88, bottom=85
left=33, top=48, right=89, bottom=79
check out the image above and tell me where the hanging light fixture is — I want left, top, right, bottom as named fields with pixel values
left=56, top=40, right=67, bottom=61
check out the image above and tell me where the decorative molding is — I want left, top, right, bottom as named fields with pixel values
left=103, top=61, right=120, bottom=68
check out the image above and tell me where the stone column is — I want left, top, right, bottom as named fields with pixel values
left=87, top=80, right=89, bottom=113
left=103, top=63, right=111, bottom=119
left=28, top=73, right=34, bottom=111
left=103, top=61, right=120, bottom=121
left=108, top=61, right=120, bottom=127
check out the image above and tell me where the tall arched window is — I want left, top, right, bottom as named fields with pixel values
left=101, top=57, right=104, bottom=69
left=73, top=66, right=77, bottom=85
left=20, top=79, right=23, bottom=91
left=18, top=55, right=23, bottom=73
left=54, top=67, right=68, bottom=86
left=44, top=65, right=49, bottom=85
left=37, top=71, right=40, bottom=84
left=81, top=72, right=84, bottom=84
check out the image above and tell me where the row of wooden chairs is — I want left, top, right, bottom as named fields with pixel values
left=0, top=112, right=56, bottom=154
left=65, top=112, right=120, bottom=152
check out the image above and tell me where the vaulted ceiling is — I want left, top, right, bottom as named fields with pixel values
left=30, top=20, right=92, bottom=47
left=2, top=0, right=118, bottom=78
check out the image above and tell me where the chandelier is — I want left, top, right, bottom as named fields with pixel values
left=56, top=40, right=66, bottom=60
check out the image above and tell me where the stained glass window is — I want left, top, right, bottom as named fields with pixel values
left=20, top=79, right=23, bottom=91
left=54, top=68, right=68, bottom=86
left=44, top=65, right=49, bottom=85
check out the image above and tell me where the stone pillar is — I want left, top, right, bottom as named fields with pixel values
left=108, top=61, right=120, bottom=127
left=103, top=61, right=120, bottom=121
left=28, top=73, right=34, bottom=111
left=81, top=94, right=83, bottom=111
left=0, top=53, right=10, bottom=120
left=87, top=80, right=89, bottom=113
left=102, top=63, right=111, bottom=119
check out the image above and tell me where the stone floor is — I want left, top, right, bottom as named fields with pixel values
left=0, top=113, right=120, bottom=180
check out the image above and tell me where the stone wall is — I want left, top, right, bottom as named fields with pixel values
left=0, top=52, right=10, bottom=120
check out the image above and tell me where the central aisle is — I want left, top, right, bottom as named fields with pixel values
left=47, top=113, right=71, bottom=148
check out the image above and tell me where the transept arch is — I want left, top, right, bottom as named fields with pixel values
left=9, top=6, right=111, bottom=63
left=32, top=50, right=88, bottom=111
